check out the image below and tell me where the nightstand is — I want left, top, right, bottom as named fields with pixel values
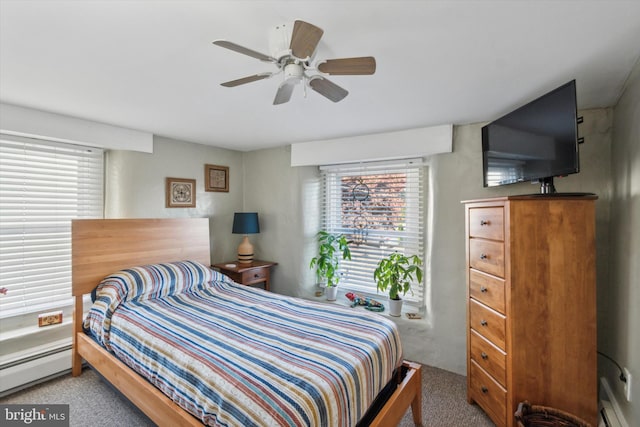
left=212, top=260, right=277, bottom=291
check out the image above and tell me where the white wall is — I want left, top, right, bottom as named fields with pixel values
left=607, top=59, right=640, bottom=426
left=242, top=146, right=319, bottom=297
left=105, top=135, right=244, bottom=263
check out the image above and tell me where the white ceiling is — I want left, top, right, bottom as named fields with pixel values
left=1, top=1, right=639, bottom=152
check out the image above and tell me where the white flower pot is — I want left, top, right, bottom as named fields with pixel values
left=388, top=298, right=403, bottom=317
left=326, top=286, right=338, bottom=301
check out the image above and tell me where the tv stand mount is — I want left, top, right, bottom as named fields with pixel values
left=526, top=177, right=596, bottom=197
left=539, top=177, right=557, bottom=194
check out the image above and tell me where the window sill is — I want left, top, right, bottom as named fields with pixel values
left=307, top=288, right=422, bottom=319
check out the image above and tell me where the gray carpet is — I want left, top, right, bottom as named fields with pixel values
left=1, top=364, right=494, bottom=426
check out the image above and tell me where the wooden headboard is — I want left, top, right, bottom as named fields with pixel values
left=72, top=218, right=211, bottom=296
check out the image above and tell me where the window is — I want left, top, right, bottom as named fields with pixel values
left=0, top=134, right=104, bottom=318
left=320, top=159, right=425, bottom=306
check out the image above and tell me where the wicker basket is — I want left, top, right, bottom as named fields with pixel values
left=514, top=401, right=592, bottom=427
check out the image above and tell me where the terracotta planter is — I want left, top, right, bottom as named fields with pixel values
left=326, top=286, right=338, bottom=301
left=388, top=298, right=403, bottom=316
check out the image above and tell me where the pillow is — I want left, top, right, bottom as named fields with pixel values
left=101, top=260, right=215, bottom=302
left=84, top=260, right=231, bottom=348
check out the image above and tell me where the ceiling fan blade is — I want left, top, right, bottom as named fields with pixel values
left=318, top=57, right=376, bottom=75
left=290, top=20, right=324, bottom=59
left=309, top=76, right=348, bottom=103
left=273, top=79, right=298, bottom=105
left=213, top=40, right=276, bottom=62
left=221, top=73, right=272, bottom=87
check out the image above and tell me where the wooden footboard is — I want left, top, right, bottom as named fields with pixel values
left=370, top=360, right=423, bottom=427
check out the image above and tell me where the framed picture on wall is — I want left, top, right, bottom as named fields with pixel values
left=205, top=164, right=229, bottom=192
left=166, top=177, right=196, bottom=208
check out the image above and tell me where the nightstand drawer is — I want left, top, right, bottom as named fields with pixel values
left=469, top=269, right=505, bottom=314
left=469, top=359, right=506, bottom=427
left=469, top=207, right=504, bottom=241
left=469, top=239, right=504, bottom=278
left=242, top=268, right=269, bottom=285
left=470, top=329, right=506, bottom=387
left=469, top=299, right=506, bottom=350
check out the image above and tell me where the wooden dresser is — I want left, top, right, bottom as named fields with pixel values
left=463, top=195, right=597, bottom=427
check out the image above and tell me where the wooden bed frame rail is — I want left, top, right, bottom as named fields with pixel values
left=72, top=218, right=423, bottom=426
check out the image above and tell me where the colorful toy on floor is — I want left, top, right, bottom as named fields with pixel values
left=345, top=292, right=385, bottom=312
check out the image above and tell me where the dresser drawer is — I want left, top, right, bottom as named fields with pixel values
left=469, top=299, right=506, bottom=350
left=469, top=239, right=505, bottom=278
left=470, top=329, right=506, bottom=387
left=469, top=207, right=504, bottom=241
left=469, top=269, right=505, bottom=314
left=469, top=359, right=506, bottom=427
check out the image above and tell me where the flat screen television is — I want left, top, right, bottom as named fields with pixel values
left=482, top=80, right=579, bottom=194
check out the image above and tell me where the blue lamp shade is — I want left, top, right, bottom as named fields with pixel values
left=232, top=212, right=260, bottom=234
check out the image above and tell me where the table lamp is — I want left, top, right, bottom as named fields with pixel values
left=232, top=212, right=260, bottom=264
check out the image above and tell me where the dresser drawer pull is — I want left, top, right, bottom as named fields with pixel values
left=481, top=352, right=488, bottom=360
left=480, top=220, right=490, bottom=226
left=480, top=253, right=488, bottom=260
left=481, top=386, right=489, bottom=394
left=254, top=273, right=261, bottom=278
left=480, top=319, right=488, bottom=327
left=480, top=286, right=488, bottom=293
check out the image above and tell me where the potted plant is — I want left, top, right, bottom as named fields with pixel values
left=310, top=231, right=351, bottom=301
left=373, top=252, right=423, bottom=316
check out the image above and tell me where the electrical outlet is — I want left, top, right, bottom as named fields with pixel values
left=38, top=311, right=63, bottom=327
left=624, top=367, right=632, bottom=402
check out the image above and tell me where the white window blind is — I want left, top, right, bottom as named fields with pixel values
left=0, top=134, right=104, bottom=318
left=320, top=160, right=425, bottom=306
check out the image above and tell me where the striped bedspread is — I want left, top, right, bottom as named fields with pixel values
left=84, top=261, right=403, bottom=426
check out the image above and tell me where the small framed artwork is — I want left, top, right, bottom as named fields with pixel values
left=205, top=164, right=229, bottom=192
left=166, top=177, right=196, bottom=208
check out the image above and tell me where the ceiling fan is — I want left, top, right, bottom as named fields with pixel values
left=212, top=20, right=376, bottom=105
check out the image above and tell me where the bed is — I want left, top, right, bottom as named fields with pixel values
left=71, top=218, right=422, bottom=426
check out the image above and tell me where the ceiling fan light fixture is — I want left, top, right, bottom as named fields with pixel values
left=283, top=63, right=304, bottom=80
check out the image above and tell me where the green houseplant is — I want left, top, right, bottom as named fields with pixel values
left=373, top=252, right=423, bottom=316
left=310, top=231, right=351, bottom=300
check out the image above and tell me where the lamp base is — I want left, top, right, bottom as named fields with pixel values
left=237, top=235, right=254, bottom=264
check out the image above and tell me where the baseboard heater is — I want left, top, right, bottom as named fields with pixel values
left=600, top=399, right=621, bottom=427
left=599, top=376, right=627, bottom=427
left=0, top=345, right=72, bottom=397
